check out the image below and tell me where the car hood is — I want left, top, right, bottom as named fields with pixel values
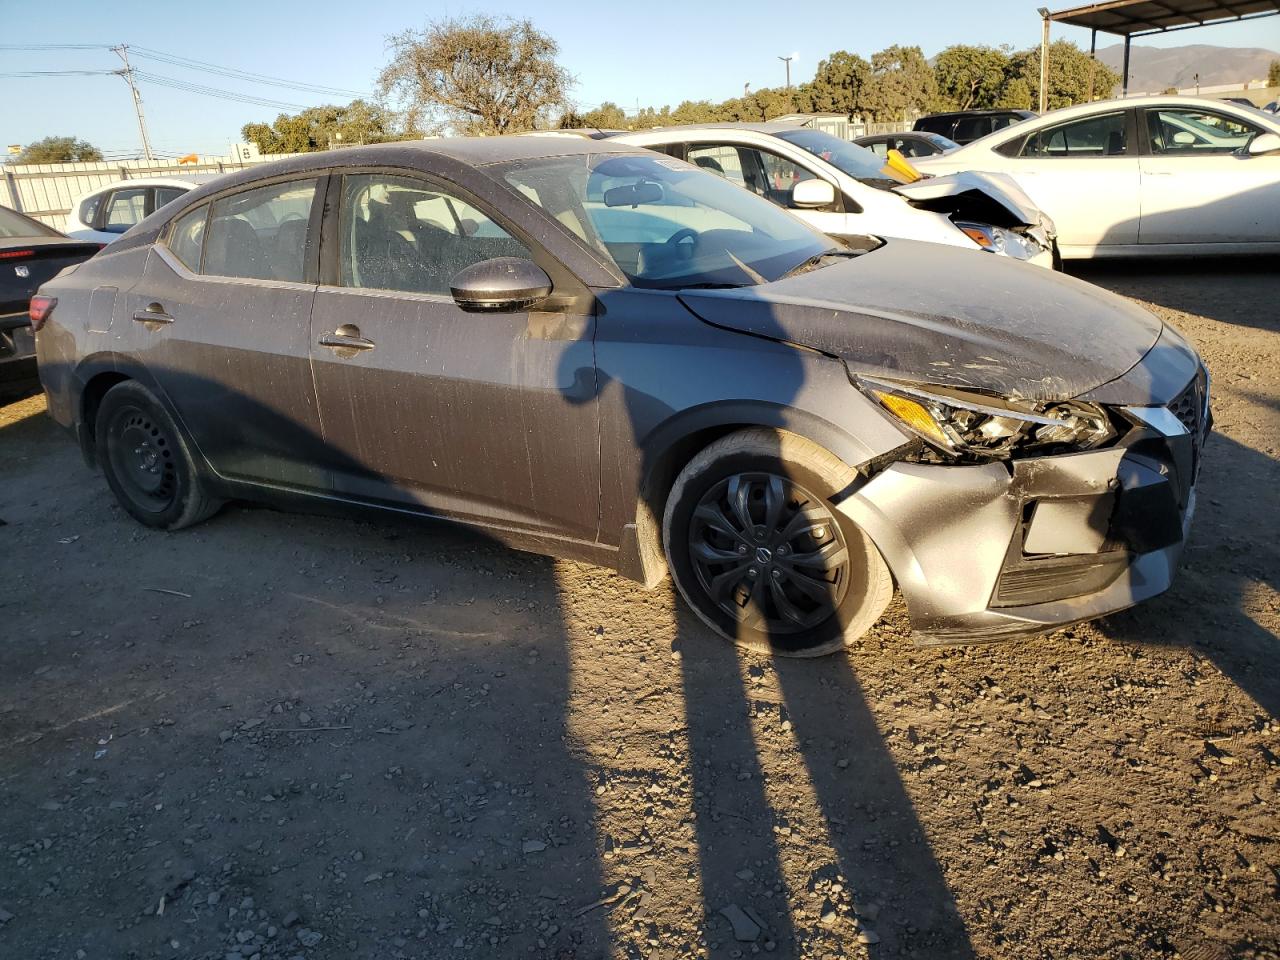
left=891, top=170, right=1049, bottom=232
left=677, top=239, right=1163, bottom=401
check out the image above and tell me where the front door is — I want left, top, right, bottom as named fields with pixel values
left=134, top=176, right=328, bottom=488
left=1138, top=105, right=1280, bottom=245
left=308, top=172, right=601, bottom=543
left=1003, top=109, right=1140, bottom=250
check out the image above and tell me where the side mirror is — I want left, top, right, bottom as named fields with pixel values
left=1247, top=132, right=1280, bottom=156
left=450, top=258, right=552, bottom=313
left=1171, top=130, right=1196, bottom=146
left=789, top=178, right=836, bottom=209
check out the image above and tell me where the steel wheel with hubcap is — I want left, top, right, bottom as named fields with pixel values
left=664, top=429, right=893, bottom=656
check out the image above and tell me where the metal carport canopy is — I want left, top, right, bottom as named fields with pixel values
left=1041, top=0, right=1280, bottom=97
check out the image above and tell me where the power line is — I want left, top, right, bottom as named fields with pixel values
left=130, top=45, right=372, bottom=98
left=132, top=70, right=309, bottom=111
left=0, top=70, right=115, bottom=77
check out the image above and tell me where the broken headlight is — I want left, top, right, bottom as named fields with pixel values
left=954, top=221, right=1044, bottom=262
left=858, top=377, right=1116, bottom=462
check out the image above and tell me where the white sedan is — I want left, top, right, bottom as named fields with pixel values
left=911, top=95, right=1280, bottom=259
left=65, top=176, right=214, bottom=244
left=612, top=125, right=1058, bottom=268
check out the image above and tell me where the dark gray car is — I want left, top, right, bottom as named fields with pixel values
left=34, top=137, right=1209, bottom=656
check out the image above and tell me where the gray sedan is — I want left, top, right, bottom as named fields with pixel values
left=34, top=136, right=1209, bottom=655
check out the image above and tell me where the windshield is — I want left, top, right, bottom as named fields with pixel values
left=0, top=206, right=60, bottom=239
left=490, top=152, right=835, bottom=290
left=772, top=128, right=912, bottom=187
left=924, top=133, right=961, bottom=151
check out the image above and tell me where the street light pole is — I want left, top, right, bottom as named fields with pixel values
left=778, top=55, right=793, bottom=90
left=111, top=44, right=154, bottom=161
left=1037, top=8, right=1050, bottom=114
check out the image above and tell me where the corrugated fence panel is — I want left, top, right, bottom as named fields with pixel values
left=2, top=154, right=306, bottom=231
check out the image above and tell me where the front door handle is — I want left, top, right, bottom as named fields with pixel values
left=318, top=324, right=375, bottom=353
left=133, top=303, right=174, bottom=324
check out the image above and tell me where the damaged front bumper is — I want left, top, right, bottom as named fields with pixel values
left=837, top=372, right=1209, bottom=645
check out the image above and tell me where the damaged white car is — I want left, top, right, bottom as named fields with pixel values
left=614, top=123, right=1058, bottom=267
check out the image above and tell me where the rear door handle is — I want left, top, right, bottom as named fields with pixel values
left=318, top=324, right=375, bottom=352
left=133, top=303, right=174, bottom=324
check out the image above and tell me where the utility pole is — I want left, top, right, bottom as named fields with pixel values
left=111, top=44, right=154, bottom=161
left=1037, top=8, right=1051, bottom=113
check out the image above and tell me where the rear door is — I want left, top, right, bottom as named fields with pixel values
left=1138, top=105, right=1280, bottom=244
left=1000, top=109, right=1140, bottom=249
left=306, top=170, right=600, bottom=541
left=134, top=176, right=329, bottom=488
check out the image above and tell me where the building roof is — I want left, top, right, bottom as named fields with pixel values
left=1046, top=0, right=1280, bottom=36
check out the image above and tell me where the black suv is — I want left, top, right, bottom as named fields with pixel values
left=914, top=109, right=1036, bottom=145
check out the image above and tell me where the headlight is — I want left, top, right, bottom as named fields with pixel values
left=858, top=377, right=1116, bottom=462
left=955, top=221, right=1043, bottom=261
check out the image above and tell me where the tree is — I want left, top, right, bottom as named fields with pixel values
left=1269, top=59, right=1280, bottom=86
left=1009, top=40, right=1121, bottom=109
left=562, top=101, right=627, bottom=130
left=379, top=15, right=572, bottom=135
left=241, top=100, right=411, bottom=154
left=803, top=51, right=871, bottom=117
left=860, top=45, right=937, bottom=122
left=933, top=45, right=1012, bottom=111
left=995, top=77, right=1033, bottom=110
left=14, top=136, right=103, bottom=164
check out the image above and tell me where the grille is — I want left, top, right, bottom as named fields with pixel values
left=1169, top=367, right=1207, bottom=436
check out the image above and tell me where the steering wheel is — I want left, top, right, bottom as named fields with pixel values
left=665, top=227, right=699, bottom=261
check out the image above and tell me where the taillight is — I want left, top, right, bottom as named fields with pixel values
left=29, top=295, right=57, bottom=332
left=0, top=248, right=35, bottom=260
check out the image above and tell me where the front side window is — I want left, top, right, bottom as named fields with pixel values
left=1145, top=108, right=1262, bottom=155
left=168, top=204, right=207, bottom=272
left=340, top=174, right=530, bottom=295
left=772, top=128, right=911, bottom=187
left=104, top=188, right=148, bottom=233
left=1020, top=112, right=1127, bottom=158
left=203, top=179, right=317, bottom=282
left=494, top=152, right=834, bottom=290
left=953, top=116, right=993, bottom=143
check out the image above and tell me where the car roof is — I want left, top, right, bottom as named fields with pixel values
left=919, top=109, right=1035, bottom=119
left=1015, top=94, right=1279, bottom=124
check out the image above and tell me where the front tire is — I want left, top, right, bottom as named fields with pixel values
left=663, top=429, right=892, bottom=657
left=95, top=381, right=222, bottom=530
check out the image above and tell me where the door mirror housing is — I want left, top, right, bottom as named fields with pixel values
left=789, top=178, right=836, bottom=209
left=1247, top=132, right=1280, bottom=156
left=1171, top=130, right=1197, bottom=146
left=450, top=258, right=552, bottom=313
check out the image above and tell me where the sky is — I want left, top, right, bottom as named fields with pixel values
left=3, top=0, right=1278, bottom=158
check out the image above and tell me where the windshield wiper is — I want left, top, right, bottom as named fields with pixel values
left=779, top=248, right=854, bottom=280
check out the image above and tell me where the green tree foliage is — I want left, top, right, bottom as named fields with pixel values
left=241, top=100, right=410, bottom=154
left=1269, top=59, right=1280, bottom=86
left=379, top=15, right=571, bottom=135
left=1010, top=40, right=1122, bottom=109
left=859, top=45, right=937, bottom=122
left=562, top=101, right=628, bottom=130
left=803, top=51, right=871, bottom=117
left=14, top=136, right=103, bottom=164
left=933, top=45, right=1012, bottom=110
left=995, top=77, right=1033, bottom=110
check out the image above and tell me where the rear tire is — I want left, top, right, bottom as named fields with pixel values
left=663, top=429, right=892, bottom=658
left=95, top=381, right=222, bottom=530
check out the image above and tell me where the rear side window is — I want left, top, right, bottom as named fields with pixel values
left=155, top=187, right=186, bottom=209
left=1020, top=112, right=1127, bottom=158
left=203, top=179, right=318, bottom=282
left=79, top=193, right=105, bottom=228
left=914, top=116, right=955, bottom=136
left=168, top=204, right=207, bottom=272
left=104, top=188, right=148, bottom=233
left=953, top=116, right=992, bottom=142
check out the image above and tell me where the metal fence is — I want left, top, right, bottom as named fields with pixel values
left=1, top=154, right=303, bottom=232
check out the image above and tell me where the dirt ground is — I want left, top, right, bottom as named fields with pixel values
left=1, top=259, right=1278, bottom=960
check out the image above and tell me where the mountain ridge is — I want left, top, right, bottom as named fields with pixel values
left=1094, top=43, right=1279, bottom=93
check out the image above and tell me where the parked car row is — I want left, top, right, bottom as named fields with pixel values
left=913, top=95, right=1280, bottom=258
left=32, top=132, right=1211, bottom=657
